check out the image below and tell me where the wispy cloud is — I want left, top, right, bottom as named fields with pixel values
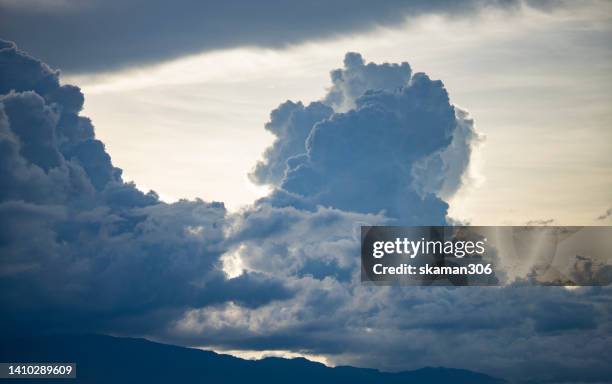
left=596, top=207, right=612, bottom=221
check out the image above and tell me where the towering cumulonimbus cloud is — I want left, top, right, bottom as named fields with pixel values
left=279, top=73, right=454, bottom=223
left=253, top=53, right=481, bottom=223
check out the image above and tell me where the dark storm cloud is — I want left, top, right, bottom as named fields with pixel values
left=0, top=0, right=562, bottom=73
left=0, top=40, right=59, bottom=94
left=168, top=272, right=612, bottom=382
left=169, top=223, right=612, bottom=382
left=0, top=40, right=292, bottom=335
left=201, top=52, right=610, bottom=382
left=2, top=39, right=610, bottom=384
left=226, top=204, right=387, bottom=282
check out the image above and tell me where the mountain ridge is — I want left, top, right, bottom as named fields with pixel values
left=0, top=334, right=506, bottom=383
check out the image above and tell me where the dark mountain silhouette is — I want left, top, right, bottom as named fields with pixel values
left=0, top=334, right=506, bottom=383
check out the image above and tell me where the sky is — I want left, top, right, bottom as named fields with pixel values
left=51, top=1, right=612, bottom=225
left=1, top=1, right=612, bottom=383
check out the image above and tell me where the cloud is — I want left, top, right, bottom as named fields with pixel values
left=411, top=108, right=484, bottom=200
left=250, top=101, right=333, bottom=187
left=225, top=204, right=388, bottom=282
left=170, top=276, right=612, bottom=383
left=218, top=52, right=611, bottom=381
left=0, top=0, right=562, bottom=73
left=324, top=52, right=412, bottom=112
left=276, top=72, right=454, bottom=223
left=251, top=53, right=482, bottom=222
left=1, top=40, right=611, bottom=384
left=525, top=218, right=555, bottom=225
left=596, top=207, right=612, bottom=221
left=0, top=40, right=292, bottom=335
left=211, top=52, right=610, bottom=382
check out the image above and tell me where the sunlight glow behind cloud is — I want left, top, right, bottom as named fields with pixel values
left=65, top=1, right=612, bottom=223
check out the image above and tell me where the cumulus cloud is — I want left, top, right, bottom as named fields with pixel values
left=250, top=101, right=333, bottom=186
left=1, top=41, right=611, bottom=384
left=411, top=108, right=484, bottom=200
left=253, top=53, right=481, bottom=223
left=324, top=52, right=412, bottom=112
left=225, top=204, right=388, bottom=282
left=220, top=53, right=611, bottom=382
left=249, top=53, right=415, bottom=189
left=278, top=73, right=454, bottom=223
left=0, top=40, right=290, bottom=335
left=0, top=0, right=562, bottom=73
